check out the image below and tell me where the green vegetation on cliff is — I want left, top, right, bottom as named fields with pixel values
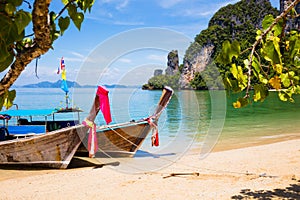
left=142, top=73, right=180, bottom=90
left=187, top=0, right=279, bottom=89
left=194, top=0, right=278, bottom=56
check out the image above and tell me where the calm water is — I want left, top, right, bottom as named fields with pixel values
left=10, top=87, right=300, bottom=153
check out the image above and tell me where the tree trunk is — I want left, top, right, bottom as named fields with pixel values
left=0, top=0, right=52, bottom=96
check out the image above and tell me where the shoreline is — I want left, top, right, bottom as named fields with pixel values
left=211, top=132, right=300, bottom=152
left=0, top=137, right=299, bottom=199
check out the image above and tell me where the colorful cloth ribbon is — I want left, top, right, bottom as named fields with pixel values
left=82, top=118, right=98, bottom=158
left=97, top=86, right=112, bottom=124
left=148, top=117, right=159, bottom=147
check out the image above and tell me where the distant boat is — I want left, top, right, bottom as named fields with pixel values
left=0, top=87, right=102, bottom=169
left=77, top=86, right=174, bottom=158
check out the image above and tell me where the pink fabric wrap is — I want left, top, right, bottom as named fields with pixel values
left=82, top=86, right=112, bottom=157
left=97, top=86, right=112, bottom=124
left=82, top=120, right=98, bottom=158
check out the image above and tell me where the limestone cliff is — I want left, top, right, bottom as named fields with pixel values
left=179, top=45, right=214, bottom=89
left=165, top=50, right=179, bottom=75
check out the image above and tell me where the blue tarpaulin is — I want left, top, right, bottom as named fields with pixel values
left=7, top=125, right=46, bottom=134
left=0, top=109, right=56, bottom=117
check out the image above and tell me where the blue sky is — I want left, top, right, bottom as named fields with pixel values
left=10, top=0, right=280, bottom=86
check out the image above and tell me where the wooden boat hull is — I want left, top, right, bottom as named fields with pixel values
left=0, top=125, right=87, bottom=169
left=77, top=121, right=151, bottom=157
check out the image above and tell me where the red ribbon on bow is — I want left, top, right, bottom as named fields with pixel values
left=148, top=118, right=159, bottom=147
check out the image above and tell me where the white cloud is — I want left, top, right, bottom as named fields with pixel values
left=98, top=0, right=130, bottom=11
left=181, top=9, right=215, bottom=17
left=113, top=20, right=144, bottom=26
left=157, top=0, right=185, bottom=8
left=118, top=58, right=132, bottom=63
left=116, top=0, right=129, bottom=10
left=166, top=0, right=240, bottom=19
left=147, top=54, right=167, bottom=63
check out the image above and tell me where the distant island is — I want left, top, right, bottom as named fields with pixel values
left=13, top=80, right=139, bottom=89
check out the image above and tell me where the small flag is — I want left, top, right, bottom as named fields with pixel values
left=60, top=57, right=65, bottom=70
left=61, top=69, right=66, bottom=80
left=60, top=57, right=68, bottom=93
left=61, top=79, right=69, bottom=93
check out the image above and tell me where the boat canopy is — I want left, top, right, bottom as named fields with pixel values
left=0, top=109, right=56, bottom=117
left=0, top=108, right=83, bottom=117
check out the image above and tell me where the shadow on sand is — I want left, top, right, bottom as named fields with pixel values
left=231, top=179, right=300, bottom=200
left=0, top=157, right=120, bottom=171
left=0, top=150, right=175, bottom=171
left=68, top=156, right=120, bottom=169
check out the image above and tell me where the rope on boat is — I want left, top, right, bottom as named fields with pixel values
left=106, top=126, right=140, bottom=148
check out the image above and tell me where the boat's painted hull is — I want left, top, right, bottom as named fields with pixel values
left=0, top=125, right=87, bottom=169
left=77, top=121, right=151, bottom=157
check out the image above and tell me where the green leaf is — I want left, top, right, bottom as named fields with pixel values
left=272, top=19, right=283, bottom=37
left=58, top=16, right=70, bottom=35
left=67, top=3, right=77, bottom=19
left=0, top=39, right=10, bottom=63
left=278, top=91, right=288, bottom=101
left=71, top=12, right=84, bottom=30
left=259, top=74, right=268, bottom=84
left=0, top=95, right=4, bottom=110
left=251, top=57, right=261, bottom=77
left=278, top=90, right=293, bottom=102
left=3, top=90, right=16, bottom=110
left=5, top=3, right=16, bottom=15
left=15, top=10, right=31, bottom=34
left=253, top=84, right=269, bottom=102
left=230, top=64, right=238, bottom=79
left=217, top=40, right=240, bottom=64
left=288, top=32, right=300, bottom=63
left=11, top=0, right=23, bottom=7
left=294, top=85, right=300, bottom=94
left=261, top=40, right=281, bottom=66
left=61, top=0, right=69, bottom=5
left=233, top=97, right=249, bottom=108
left=0, top=16, right=23, bottom=44
left=0, top=53, right=13, bottom=72
left=84, top=0, right=95, bottom=12
left=280, top=73, right=290, bottom=87
left=272, top=36, right=282, bottom=66
left=217, top=41, right=231, bottom=64
left=231, top=40, right=240, bottom=59
left=262, top=14, right=274, bottom=31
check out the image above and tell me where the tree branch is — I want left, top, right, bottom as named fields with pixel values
left=0, top=0, right=53, bottom=96
left=244, top=0, right=300, bottom=98
left=55, top=0, right=76, bottom=20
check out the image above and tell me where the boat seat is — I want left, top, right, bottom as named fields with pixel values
left=18, top=118, right=31, bottom=125
left=12, top=133, right=37, bottom=139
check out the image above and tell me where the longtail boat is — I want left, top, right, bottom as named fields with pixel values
left=77, top=86, right=174, bottom=158
left=0, top=87, right=102, bottom=169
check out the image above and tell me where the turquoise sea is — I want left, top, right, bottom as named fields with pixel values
left=12, top=87, right=300, bottom=153
left=4, top=87, right=300, bottom=172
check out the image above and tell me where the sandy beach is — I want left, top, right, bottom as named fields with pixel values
left=0, top=138, right=299, bottom=200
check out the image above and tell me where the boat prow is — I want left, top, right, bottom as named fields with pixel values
left=77, top=86, right=174, bottom=158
